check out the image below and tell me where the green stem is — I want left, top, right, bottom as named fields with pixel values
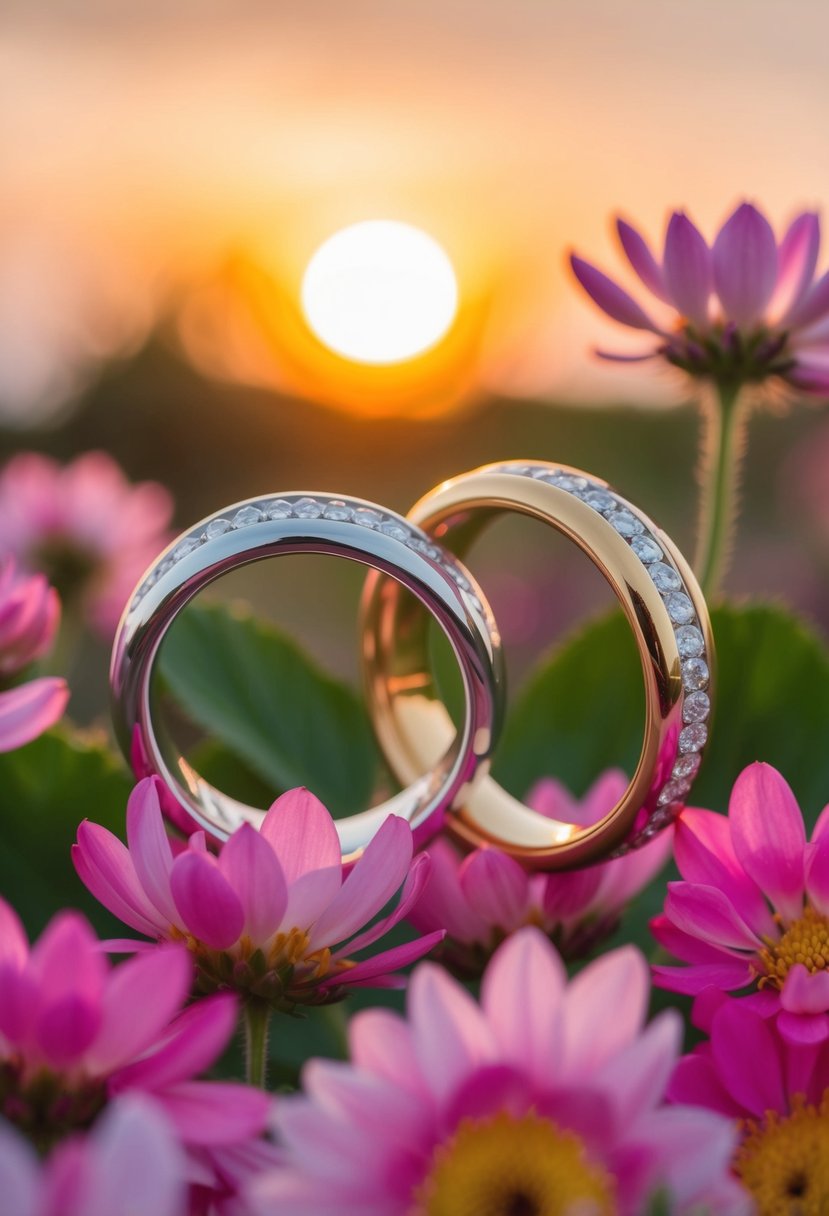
left=243, top=1000, right=271, bottom=1088
left=693, top=382, right=749, bottom=597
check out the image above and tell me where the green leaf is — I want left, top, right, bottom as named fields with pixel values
left=0, top=726, right=133, bottom=936
left=496, top=602, right=829, bottom=829
left=159, top=602, right=381, bottom=817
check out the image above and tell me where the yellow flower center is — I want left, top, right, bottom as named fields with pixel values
left=758, top=907, right=829, bottom=989
left=735, top=1094, right=829, bottom=1214
left=414, top=1112, right=615, bottom=1216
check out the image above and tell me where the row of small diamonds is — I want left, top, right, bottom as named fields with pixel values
left=492, top=463, right=710, bottom=841
left=131, top=495, right=483, bottom=614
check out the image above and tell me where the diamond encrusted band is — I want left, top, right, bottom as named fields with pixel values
left=361, top=461, right=713, bottom=867
left=111, top=492, right=504, bottom=865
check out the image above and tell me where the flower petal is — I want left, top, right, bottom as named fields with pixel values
left=787, top=267, right=829, bottom=330
left=86, top=946, right=192, bottom=1074
left=651, top=960, right=754, bottom=995
left=404, top=838, right=490, bottom=941
left=112, top=992, right=238, bottom=1092
left=662, top=212, right=712, bottom=328
left=713, top=202, right=778, bottom=327
left=569, top=256, right=661, bottom=331
left=0, top=897, right=28, bottom=968
left=347, top=1008, right=422, bottom=1093
left=218, top=823, right=288, bottom=944
left=560, top=945, right=649, bottom=1077
left=481, top=927, right=566, bottom=1084
left=598, top=1009, right=682, bottom=1125
left=261, top=787, right=341, bottom=884
left=674, top=808, right=775, bottom=939
left=31, top=911, right=106, bottom=1066
left=125, top=779, right=179, bottom=927
left=728, top=763, right=806, bottom=922
left=322, top=931, right=444, bottom=990
left=710, top=1000, right=785, bottom=1116
left=780, top=963, right=829, bottom=1015
left=664, top=882, right=763, bottom=951
left=82, top=1096, right=186, bottom=1216
left=338, top=851, right=431, bottom=956
left=0, top=678, right=68, bottom=751
left=805, top=830, right=829, bottom=915
left=616, top=217, right=669, bottom=302
left=774, top=211, right=821, bottom=320
left=156, top=1080, right=270, bottom=1146
left=408, top=960, right=495, bottom=1105
left=458, top=848, right=529, bottom=930
left=308, top=815, right=412, bottom=950
left=0, top=1123, right=38, bottom=1216
left=170, top=850, right=244, bottom=950
left=72, top=822, right=163, bottom=938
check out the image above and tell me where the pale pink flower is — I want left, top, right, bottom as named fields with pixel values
left=73, top=778, right=443, bottom=1010
left=571, top=202, right=829, bottom=395
left=0, top=558, right=66, bottom=751
left=669, top=997, right=829, bottom=1212
left=652, top=762, right=829, bottom=1043
left=407, top=770, right=672, bottom=976
left=0, top=898, right=268, bottom=1173
left=0, top=451, right=173, bottom=636
left=250, top=927, right=746, bottom=1216
left=0, top=1096, right=187, bottom=1216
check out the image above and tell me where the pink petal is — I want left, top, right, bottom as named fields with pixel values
left=112, top=992, right=238, bottom=1092
left=569, top=256, right=662, bottom=332
left=776, top=1010, right=829, bottom=1046
left=261, top=787, right=341, bottom=883
left=126, top=779, right=179, bottom=927
left=337, top=851, right=431, bottom=956
left=308, top=816, right=413, bottom=950
left=595, top=829, right=673, bottom=910
left=458, top=848, right=529, bottom=930
left=481, top=927, right=566, bottom=1084
left=72, top=823, right=164, bottom=938
left=404, top=838, right=490, bottom=942
left=664, top=882, right=763, bottom=951
left=621, top=1106, right=738, bottom=1210
left=170, top=850, right=244, bottom=950
left=82, top=1096, right=186, bottom=1216
left=667, top=1052, right=745, bottom=1118
left=31, top=912, right=106, bottom=1063
left=713, top=202, right=778, bottom=327
left=348, top=1008, right=422, bottom=1093
left=0, top=678, right=68, bottom=751
left=322, top=931, right=444, bottom=989
left=408, top=961, right=495, bottom=1105
left=805, top=831, right=829, bottom=915
left=598, top=1009, right=681, bottom=1124
left=780, top=963, right=829, bottom=1015
left=0, top=897, right=28, bottom=968
left=710, top=1001, right=785, bottom=1116
left=673, top=808, right=775, bottom=938
left=303, top=1058, right=430, bottom=1145
left=0, top=966, right=37, bottom=1043
left=616, top=218, right=669, bottom=302
left=542, top=868, right=602, bottom=920
left=662, top=211, right=713, bottom=328
left=650, top=913, right=733, bottom=964
left=787, top=354, right=829, bottom=394
left=560, top=945, right=649, bottom=1077
left=156, top=1080, right=270, bottom=1146
left=811, top=802, right=829, bottom=842
left=728, top=763, right=806, bottom=922
left=0, top=1123, right=38, bottom=1216
left=86, top=946, right=192, bottom=1074
left=37, top=995, right=102, bottom=1068
left=775, top=211, right=821, bottom=320
left=218, top=824, right=288, bottom=944
left=787, top=268, right=829, bottom=329
left=651, top=961, right=754, bottom=995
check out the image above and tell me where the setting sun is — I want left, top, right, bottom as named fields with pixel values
left=300, top=220, right=458, bottom=365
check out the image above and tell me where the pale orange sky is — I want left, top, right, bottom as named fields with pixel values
left=2, top=0, right=829, bottom=418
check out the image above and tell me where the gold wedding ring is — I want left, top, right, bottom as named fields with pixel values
left=362, top=460, right=713, bottom=869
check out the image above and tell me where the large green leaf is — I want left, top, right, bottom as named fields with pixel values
left=496, top=602, right=829, bottom=827
left=0, top=727, right=133, bottom=936
left=159, top=602, right=381, bottom=817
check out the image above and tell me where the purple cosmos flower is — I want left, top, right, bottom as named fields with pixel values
left=571, top=202, right=829, bottom=395
left=407, top=770, right=672, bottom=976
left=73, top=778, right=444, bottom=1011
left=652, top=762, right=829, bottom=1043
left=0, top=1096, right=187, bottom=1216
left=0, top=897, right=269, bottom=1202
left=0, top=451, right=173, bottom=638
left=669, top=997, right=829, bottom=1212
left=250, top=928, right=747, bottom=1216
left=0, top=558, right=66, bottom=751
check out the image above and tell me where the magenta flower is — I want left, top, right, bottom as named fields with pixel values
left=0, top=897, right=268, bottom=1176
left=0, top=559, right=67, bottom=751
left=669, top=997, right=829, bottom=1213
left=0, top=1096, right=187, bottom=1216
left=0, top=451, right=173, bottom=637
left=408, top=770, right=672, bottom=976
left=652, top=762, right=829, bottom=1041
left=571, top=202, right=829, bottom=394
left=250, top=927, right=745, bottom=1216
left=73, top=778, right=444, bottom=1011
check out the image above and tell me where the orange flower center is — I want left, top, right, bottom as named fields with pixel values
left=735, top=1094, right=829, bottom=1214
left=758, top=906, right=829, bottom=989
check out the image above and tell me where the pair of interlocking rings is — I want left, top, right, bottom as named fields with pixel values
left=110, top=460, right=713, bottom=871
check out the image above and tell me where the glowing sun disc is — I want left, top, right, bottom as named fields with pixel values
left=301, top=220, right=459, bottom=365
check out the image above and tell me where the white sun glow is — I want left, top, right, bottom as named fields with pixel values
left=301, top=220, right=459, bottom=365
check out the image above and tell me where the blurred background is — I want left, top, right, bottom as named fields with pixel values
left=4, top=0, right=829, bottom=720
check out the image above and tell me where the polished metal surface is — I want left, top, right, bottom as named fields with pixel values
left=111, top=491, right=504, bottom=865
left=361, top=461, right=714, bottom=869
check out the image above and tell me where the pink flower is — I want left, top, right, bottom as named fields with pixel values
left=571, top=202, right=829, bottom=395
left=0, top=451, right=173, bottom=636
left=652, top=762, right=829, bottom=1042
left=669, top=997, right=829, bottom=1212
left=0, top=1096, right=187, bottom=1216
left=250, top=927, right=745, bottom=1216
left=0, top=898, right=268, bottom=1183
left=73, top=778, right=444, bottom=1010
left=0, top=558, right=67, bottom=751
left=407, top=771, right=672, bottom=976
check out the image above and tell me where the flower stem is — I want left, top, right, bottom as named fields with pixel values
left=693, top=382, right=749, bottom=597
left=243, top=1000, right=271, bottom=1088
